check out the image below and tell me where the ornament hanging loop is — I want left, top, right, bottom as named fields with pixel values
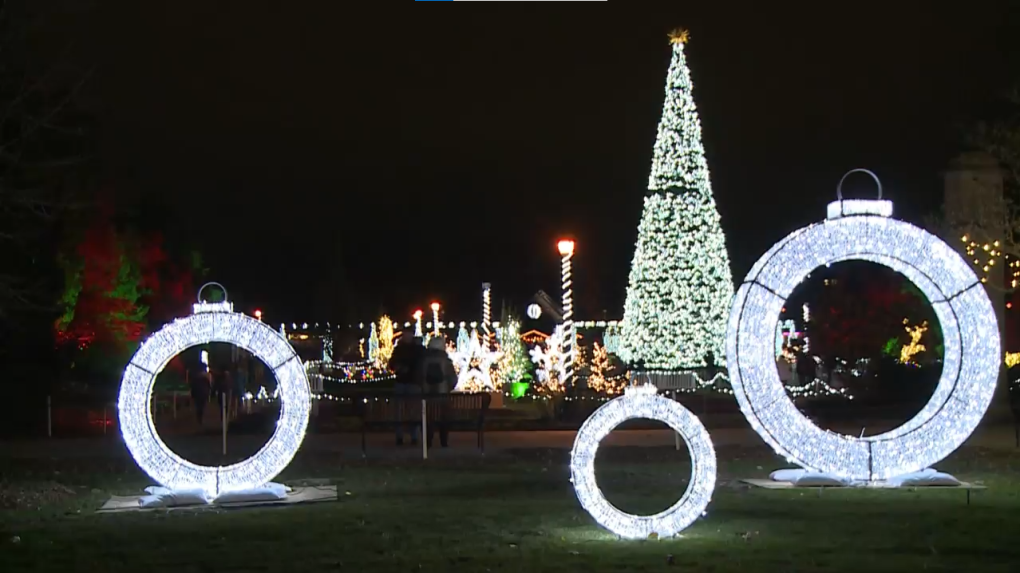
left=197, top=281, right=229, bottom=304
left=837, top=168, right=883, bottom=201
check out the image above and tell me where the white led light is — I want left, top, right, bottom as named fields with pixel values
left=118, top=299, right=311, bottom=495
left=570, top=385, right=716, bottom=539
left=619, top=33, right=733, bottom=370
left=726, top=195, right=1000, bottom=481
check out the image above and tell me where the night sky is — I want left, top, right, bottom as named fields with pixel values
left=87, top=3, right=1020, bottom=325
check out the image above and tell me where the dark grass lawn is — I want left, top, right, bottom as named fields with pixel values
left=2, top=441, right=1020, bottom=572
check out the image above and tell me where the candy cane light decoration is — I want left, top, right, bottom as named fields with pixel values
left=558, top=240, right=576, bottom=388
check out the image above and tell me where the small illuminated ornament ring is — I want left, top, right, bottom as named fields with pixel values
left=726, top=171, right=1000, bottom=481
left=570, top=385, right=716, bottom=539
left=118, top=284, right=311, bottom=495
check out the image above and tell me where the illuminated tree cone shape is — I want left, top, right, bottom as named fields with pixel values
left=570, top=385, right=716, bottom=539
left=726, top=179, right=1000, bottom=481
left=118, top=297, right=311, bottom=495
left=619, top=30, right=734, bottom=369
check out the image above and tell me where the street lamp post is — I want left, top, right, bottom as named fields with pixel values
left=413, top=309, right=423, bottom=338
left=557, top=240, right=575, bottom=388
left=481, top=283, right=492, bottom=349
left=430, top=302, right=441, bottom=337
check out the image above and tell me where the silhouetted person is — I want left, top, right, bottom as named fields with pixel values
left=190, top=368, right=210, bottom=425
left=416, top=336, right=457, bottom=448
left=390, top=335, right=425, bottom=445
left=795, top=349, right=815, bottom=385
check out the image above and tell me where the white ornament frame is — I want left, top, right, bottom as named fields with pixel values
left=118, top=286, right=311, bottom=495
left=726, top=172, right=1000, bottom=481
left=570, top=385, right=716, bottom=539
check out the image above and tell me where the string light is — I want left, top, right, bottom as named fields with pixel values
left=367, top=323, right=379, bottom=364
left=413, top=310, right=423, bottom=338
left=726, top=194, right=1000, bottom=481
left=496, top=318, right=531, bottom=386
left=899, top=320, right=928, bottom=365
left=585, top=342, right=627, bottom=395
left=118, top=299, right=311, bottom=495
left=449, top=329, right=502, bottom=392
left=482, top=283, right=492, bottom=349
left=530, top=325, right=570, bottom=395
left=558, top=240, right=576, bottom=386
left=619, top=32, right=733, bottom=369
left=376, top=315, right=394, bottom=369
left=570, top=384, right=716, bottom=539
left=430, top=302, right=441, bottom=337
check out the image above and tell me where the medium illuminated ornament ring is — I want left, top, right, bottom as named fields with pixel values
left=726, top=169, right=1000, bottom=481
left=117, top=283, right=311, bottom=495
left=570, top=385, right=716, bottom=539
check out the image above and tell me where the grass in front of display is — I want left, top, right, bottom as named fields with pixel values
left=1, top=443, right=1019, bottom=572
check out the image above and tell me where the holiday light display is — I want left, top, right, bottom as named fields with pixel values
left=367, top=323, right=379, bottom=364
left=619, top=28, right=734, bottom=370
left=530, top=325, right=570, bottom=394
left=118, top=294, right=311, bottom=495
left=456, top=324, right=470, bottom=353
left=431, top=302, right=441, bottom=336
left=603, top=323, right=622, bottom=355
left=726, top=177, right=1000, bottom=481
left=378, top=315, right=395, bottom=369
left=413, top=310, right=423, bottom=338
left=775, top=319, right=796, bottom=358
left=496, top=318, right=531, bottom=386
left=570, top=384, right=716, bottom=539
left=899, top=320, right=928, bottom=365
left=585, top=342, right=627, bottom=395
left=482, top=283, right=492, bottom=349
left=558, top=240, right=576, bottom=386
left=450, top=329, right=503, bottom=392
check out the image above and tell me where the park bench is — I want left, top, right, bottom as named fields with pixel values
left=354, top=392, right=491, bottom=456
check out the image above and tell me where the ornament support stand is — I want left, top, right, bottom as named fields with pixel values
left=222, top=398, right=227, bottom=456
left=421, top=400, right=428, bottom=460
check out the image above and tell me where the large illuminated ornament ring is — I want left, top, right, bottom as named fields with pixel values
left=570, top=385, right=716, bottom=539
left=726, top=169, right=1000, bottom=481
left=118, top=283, right=311, bottom=495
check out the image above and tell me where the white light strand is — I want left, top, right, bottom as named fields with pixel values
left=367, top=323, right=379, bottom=364
left=619, top=37, right=733, bottom=369
left=530, top=325, right=570, bottom=393
left=118, top=307, right=311, bottom=495
left=449, top=329, right=503, bottom=392
left=726, top=199, right=1000, bottom=481
left=482, top=282, right=492, bottom=350
left=570, top=385, right=716, bottom=539
left=561, top=250, right=575, bottom=387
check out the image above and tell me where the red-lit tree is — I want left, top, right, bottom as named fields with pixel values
left=55, top=202, right=202, bottom=384
left=800, top=263, right=941, bottom=364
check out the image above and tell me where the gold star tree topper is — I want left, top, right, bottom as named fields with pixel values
left=668, top=28, right=690, bottom=46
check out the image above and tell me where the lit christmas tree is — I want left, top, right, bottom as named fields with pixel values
left=496, top=318, right=531, bottom=385
left=456, top=324, right=470, bottom=353
left=367, top=323, right=379, bottom=364
left=376, top=315, right=394, bottom=369
left=619, top=28, right=734, bottom=370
